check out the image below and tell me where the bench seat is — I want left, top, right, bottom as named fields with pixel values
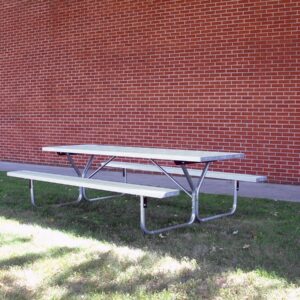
left=7, top=170, right=179, bottom=199
left=7, top=170, right=186, bottom=235
left=100, top=161, right=267, bottom=225
left=101, top=161, right=267, bottom=183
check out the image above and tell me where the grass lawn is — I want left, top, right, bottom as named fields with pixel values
left=0, top=171, right=299, bottom=299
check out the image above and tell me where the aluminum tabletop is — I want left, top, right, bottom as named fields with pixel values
left=42, top=144, right=244, bottom=163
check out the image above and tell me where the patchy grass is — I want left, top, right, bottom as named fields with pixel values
left=0, top=171, right=299, bottom=299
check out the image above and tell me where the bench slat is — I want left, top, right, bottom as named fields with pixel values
left=7, top=171, right=179, bottom=199
left=102, top=162, right=267, bottom=183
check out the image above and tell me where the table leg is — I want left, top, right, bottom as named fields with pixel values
left=140, top=195, right=197, bottom=235
left=196, top=180, right=239, bottom=222
left=29, top=179, right=83, bottom=207
left=173, top=162, right=239, bottom=222
left=140, top=160, right=210, bottom=234
left=66, top=154, right=126, bottom=202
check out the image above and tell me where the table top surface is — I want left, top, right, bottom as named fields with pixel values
left=42, top=144, right=245, bottom=163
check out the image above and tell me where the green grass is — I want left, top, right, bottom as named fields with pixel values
left=0, top=171, right=299, bottom=299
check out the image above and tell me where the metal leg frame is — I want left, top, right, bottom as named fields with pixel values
left=196, top=180, right=239, bottom=222
left=29, top=180, right=83, bottom=208
left=26, top=151, right=87, bottom=207
left=163, top=160, right=239, bottom=222
left=29, top=155, right=127, bottom=208
left=28, top=153, right=89, bottom=207
left=139, top=160, right=210, bottom=235
left=140, top=160, right=239, bottom=233
left=140, top=195, right=197, bottom=235
left=68, top=155, right=127, bottom=202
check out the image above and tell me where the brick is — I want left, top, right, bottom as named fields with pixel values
left=0, top=0, right=299, bottom=184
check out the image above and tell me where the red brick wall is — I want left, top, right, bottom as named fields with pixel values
left=1, top=0, right=299, bottom=184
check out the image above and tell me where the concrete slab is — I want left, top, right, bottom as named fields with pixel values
left=0, top=161, right=299, bottom=202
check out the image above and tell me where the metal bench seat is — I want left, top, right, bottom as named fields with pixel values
left=7, top=170, right=179, bottom=199
left=101, top=161, right=267, bottom=223
left=101, top=161, right=267, bottom=183
left=7, top=170, right=181, bottom=235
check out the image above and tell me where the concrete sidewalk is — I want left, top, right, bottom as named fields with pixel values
left=1, top=161, right=299, bottom=203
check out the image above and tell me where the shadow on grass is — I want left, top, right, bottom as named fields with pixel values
left=0, top=274, right=35, bottom=300
left=0, top=247, right=78, bottom=269
left=0, top=173, right=299, bottom=298
left=0, top=244, right=81, bottom=300
left=0, top=236, right=32, bottom=247
left=51, top=253, right=199, bottom=298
